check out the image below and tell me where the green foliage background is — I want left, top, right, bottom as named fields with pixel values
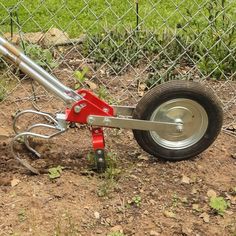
left=0, top=0, right=235, bottom=80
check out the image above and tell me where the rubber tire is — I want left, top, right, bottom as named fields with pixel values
left=132, top=80, right=223, bottom=161
left=97, top=158, right=106, bottom=173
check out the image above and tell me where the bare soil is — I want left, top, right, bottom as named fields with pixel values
left=0, top=66, right=236, bottom=236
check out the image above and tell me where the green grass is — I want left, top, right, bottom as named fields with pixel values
left=0, top=70, right=18, bottom=100
left=0, top=1, right=235, bottom=80
left=0, top=0, right=235, bottom=37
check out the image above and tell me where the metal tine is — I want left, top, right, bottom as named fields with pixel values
left=11, top=128, right=66, bottom=174
left=11, top=132, right=52, bottom=174
left=24, top=123, right=66, bottom=158
left=13, top=109, right=60, bottom=134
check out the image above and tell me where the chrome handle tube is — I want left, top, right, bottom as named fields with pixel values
left=0, top=36, right=82, bottom=103
left=0, top=45, right=74, bottom=103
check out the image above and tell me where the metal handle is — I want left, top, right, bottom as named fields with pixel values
left=0, top=36, right=82, bottom=104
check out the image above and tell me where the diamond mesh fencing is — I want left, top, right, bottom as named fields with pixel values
left=0, top=0, right=235, bottom=136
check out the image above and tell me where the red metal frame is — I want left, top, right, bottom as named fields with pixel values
left=91, top=127, right=105, bottom=150
left=66, top=89, right=111, bottom=156
left=66, top=89, right=114, bottom=123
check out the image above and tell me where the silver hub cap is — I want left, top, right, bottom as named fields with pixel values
left=150, top=98, right=208, bottom=150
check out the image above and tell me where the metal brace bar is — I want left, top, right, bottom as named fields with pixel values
left=87, top=115, right=180, bottom=132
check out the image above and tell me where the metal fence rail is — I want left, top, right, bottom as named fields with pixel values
left=0, top=0, right=235, bottom=136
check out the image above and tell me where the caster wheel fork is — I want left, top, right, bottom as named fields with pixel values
left=91, top=127, right=106, bottom=173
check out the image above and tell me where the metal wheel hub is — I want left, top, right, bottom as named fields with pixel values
left=150, top=98, right=208, bottom=150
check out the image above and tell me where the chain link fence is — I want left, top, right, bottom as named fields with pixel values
left=0, top=0, right=235, bottom=136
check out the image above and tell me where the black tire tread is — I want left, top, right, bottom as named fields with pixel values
left=133, top=80, right=223, bottom=161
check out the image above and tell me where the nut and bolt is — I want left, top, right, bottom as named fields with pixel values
left=97, top=150, right=103, bottom=155
left=88, top=116, right=95, bottom=124
left=103, top=108, right=109, bottom=113
left=176, top=124, right=183, bottom=133
left=74, top=105, right=81, bottom=113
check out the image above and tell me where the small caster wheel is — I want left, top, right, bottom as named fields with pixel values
left=95, top=149, right=106, bottom=173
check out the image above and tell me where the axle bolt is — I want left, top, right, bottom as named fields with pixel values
left=97, top=150, right=102, bottom=155
left=88, top=116, right=95, bottom=124
left=74, top=105, right=81, bottom=113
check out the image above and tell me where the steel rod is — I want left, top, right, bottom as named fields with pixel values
left=0, top=44, right=74, bottom=103
left=0, top=36, right=82, bottom=103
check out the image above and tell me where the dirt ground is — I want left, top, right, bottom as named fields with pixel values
left=0, top=64, right=236, bottom=236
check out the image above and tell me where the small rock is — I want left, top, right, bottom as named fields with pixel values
left=96, top=229, right=103, bottom=234
left=207, top=189, right=217, bottom=198
left=0, top=127, right=10, bottom=140
left=199, top=212, right=210, bottom=223
left=191, top=188, right=198, bottom=194
left=149, top=199, right=156, bottom=205
left=144, top=210, right=149, bottom=215
left=181, top=225, right=192, bottom=235
left=181, top=175, right=191, bottom=184
left=11, top=178, right=21, bottom=187
left=128, top=216, right=134, bottom=222
left=192, top=204, right=200, bottom=211
left=163, top=210, right=176, bottom=218
left=150, top=230, right=160, bottom=236
left=85, top=80, right=97, bottom=90
left=231, top=153, right=236, bottom=159
left=110, top=225, right=123, bottom=233
left=225, top=210, right=234, bottom=215
left=41, top=28, right=70, bottom=46
left=130, top=174, right=138, bottom=179
left=124, top=229, right=135, bottom=235
left=137, top=154, right=149, bottom=161
left=197, top=165, right=204, bottom=171
left=150, top=191, right=159, bottom=197
left=105, top=217, right=111, bottom=224
left=94, top=211, right=100, bottom=219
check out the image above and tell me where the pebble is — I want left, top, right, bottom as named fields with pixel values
left=231, top=153, right=236, bottom=159
left=181, top=175, right=191, bottom=184
left=163, top=210, right=176, bottom=218
left=207, top=189, right=217, bottom=198
left=94, top=211, right=100, bottom=219
left=144, top=210, right=149, bottom=215
left=96, top=229, right=103, bottom=234
left=128, top=216, right=134, bottom=222
left=150, top=230, right=160, bottom=236
left=181, top=225, right=193, bottom=235
left=110, top=225, right=123, bottom=233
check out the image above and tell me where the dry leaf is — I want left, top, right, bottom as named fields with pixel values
left=11, top=178, right=21, bottom=187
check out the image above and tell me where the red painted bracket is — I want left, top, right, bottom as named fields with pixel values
left=66, top=89, right=114, bottom=124
left=91, top=127, right=105, bottom=150
left=78, top=89, right=113, bottom=116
